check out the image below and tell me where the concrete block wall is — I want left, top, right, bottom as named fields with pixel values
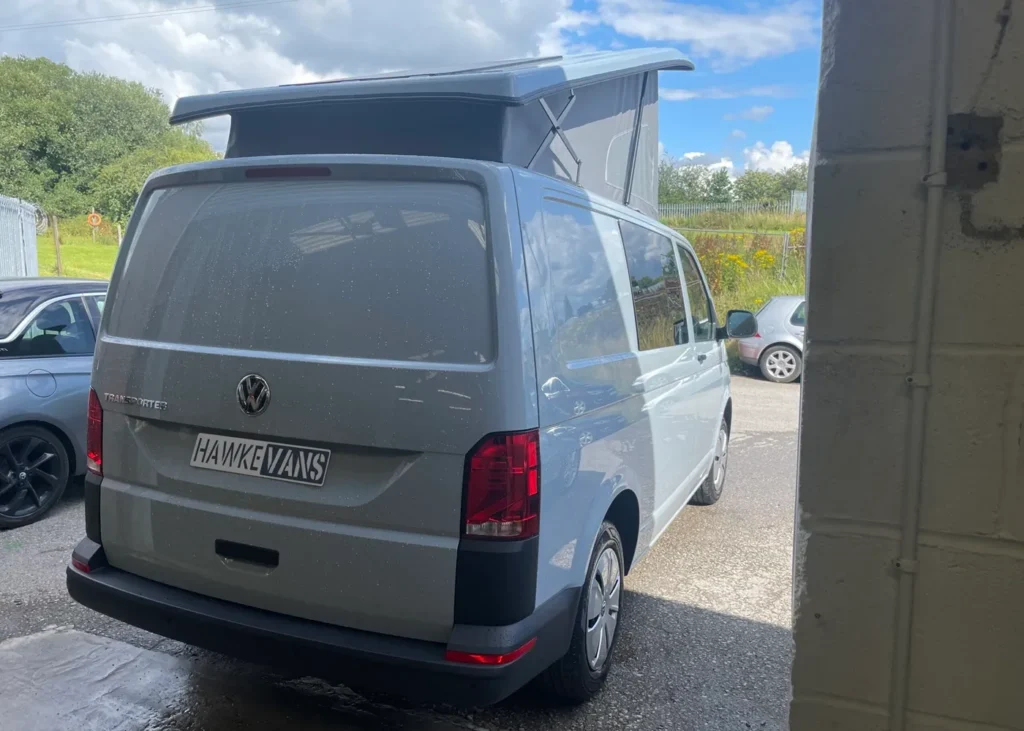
left=792, top=1, right=1024, bottom=730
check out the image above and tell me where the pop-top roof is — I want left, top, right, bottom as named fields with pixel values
left=170, top=48, right=694, bottom=124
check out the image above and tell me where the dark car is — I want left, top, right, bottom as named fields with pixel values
left=0, top=278, right=107, bottom=528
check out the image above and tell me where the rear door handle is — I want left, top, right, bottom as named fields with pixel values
left=697, top=354, right=707, bottom=363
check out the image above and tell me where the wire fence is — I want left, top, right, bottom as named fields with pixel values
left=658, top=189, right=807, bottom=219
left=0, top=194, right=39, bottom=277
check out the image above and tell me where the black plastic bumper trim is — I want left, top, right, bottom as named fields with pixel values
left=84, top=473, right=101, bottom=543
left=454, top=535, right=539, bottom=626
left=66, top=539, right=578, bottom=706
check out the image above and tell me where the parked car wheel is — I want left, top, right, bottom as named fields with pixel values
left=759, top=344, right=802, bottom=383
left=691, top=419, right=729, bottom=506
left=0, top=425, right=70, bottom=529
left=540, top=521, right=624, bottom=704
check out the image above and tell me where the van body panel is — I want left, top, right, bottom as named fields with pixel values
left=513, top=169, right=728, bottom=605
left=93, top=156, right=537, bottom=642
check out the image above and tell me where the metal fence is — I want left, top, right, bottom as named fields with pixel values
left=0, top=194, right=39, bottom=277
left=658, top=189, right=807, bottom=219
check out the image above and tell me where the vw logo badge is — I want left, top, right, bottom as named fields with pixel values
left=237, top=374, right=270, bottom=416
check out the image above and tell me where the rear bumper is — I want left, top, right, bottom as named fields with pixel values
left=67, top=538, right=578, bottom=706
left=737, top=340, right=763, bottom=365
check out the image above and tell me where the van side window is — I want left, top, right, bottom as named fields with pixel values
left=676, top=245, right=715, bottom=342
left=538, top=201, right=632, bottom=364
left=619, top=222, right=686, bottom=350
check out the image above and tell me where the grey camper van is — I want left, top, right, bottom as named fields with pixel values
left=67, top=49, right=757, bottom=705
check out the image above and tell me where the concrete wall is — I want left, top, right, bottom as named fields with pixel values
left=792, top=1, right=1024, bottom=730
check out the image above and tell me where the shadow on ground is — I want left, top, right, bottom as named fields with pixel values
left=2, top=589, right=792, bottom=731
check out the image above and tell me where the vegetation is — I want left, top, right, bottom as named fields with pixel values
left=661, top=209, right=805, bottom=233
left=0, top=57, right=216, bottom=223
left=658, top=159, right=808, bottom=204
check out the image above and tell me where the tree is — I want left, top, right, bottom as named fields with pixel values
left=92, top=131, right=216, bottom=224
left=0, top=56, right=209, bottom=216
left=705, top=168, right=734, bottom=203
left=777, top=162, right=809, bottom=194
left=733, top=170, right=785, bottom=202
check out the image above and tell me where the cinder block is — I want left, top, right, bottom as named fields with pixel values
left=792, top=532, right=899, bottom=706
left=920, top=353, right=1021, bottom=536
left=971, top=142, right=1024, bottom=231
left=933, top=191, right=1024, bottom=346
left=816, top=0, right=936, bottom=154
left=950, top=0, right=1024, bottom=142
left=799, top=349, right=910, bottom=525
left=907, top=544, right=1024, bottom=729
left=791, top=698, right=888, bottom=731
left=808, top=154, right=927, bottom=344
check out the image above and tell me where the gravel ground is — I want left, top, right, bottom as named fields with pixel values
left=0, top=375, right=800, bottom=731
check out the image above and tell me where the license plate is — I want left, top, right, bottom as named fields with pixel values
left=190, top=433, right=331, bottom=487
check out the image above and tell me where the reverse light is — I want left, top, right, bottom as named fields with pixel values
left=87, top=389, right=103, bottom=476
left=463, top=430, right=539, bottom=539
left=445, top=638, right=537, bottom=665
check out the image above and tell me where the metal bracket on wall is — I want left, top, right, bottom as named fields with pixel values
left=528, top=91, right=581, bottom=183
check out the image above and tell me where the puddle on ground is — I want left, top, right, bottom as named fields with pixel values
left=0, top=630, right=476, bottom=731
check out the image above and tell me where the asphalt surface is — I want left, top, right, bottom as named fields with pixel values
left=0, top=375, right=800, bottom=731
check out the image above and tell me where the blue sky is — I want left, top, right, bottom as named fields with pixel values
left=10, top=0, right=822, bottom=172
left=563, top=0, right=822, bottom=173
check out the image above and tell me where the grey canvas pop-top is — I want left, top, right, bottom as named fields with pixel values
left=169, top=49, right=693, bottom=219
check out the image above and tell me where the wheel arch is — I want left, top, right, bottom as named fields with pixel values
left=604, top=489, right=640, bottom=574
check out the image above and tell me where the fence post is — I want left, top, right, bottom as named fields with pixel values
left=780, top=232, right=790, bottom=281
left=50, top=215, right=63, bottom=276
left=117, top=223, right=122, bottom=245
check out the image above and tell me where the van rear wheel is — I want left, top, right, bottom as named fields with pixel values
left=539, top=521, right=624, bottom=704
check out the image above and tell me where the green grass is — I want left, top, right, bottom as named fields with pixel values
left=661, top=210, right=806, bottom=233
left=37, top=237, right=118, bottom=280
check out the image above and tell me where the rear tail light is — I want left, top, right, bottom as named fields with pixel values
left=445, top=638, right=536, bottom=665
left=87, top=389, right=102, bottom=476
left=71, top=557, right=91, bottom=573
left=463, top=430, right=539, bottom=539
left=754, top=332, right=762, bottom=338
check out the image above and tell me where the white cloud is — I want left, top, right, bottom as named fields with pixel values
left=674, top=153, right=735, bottom=177
left=731, top=129, right=747, bottom=139
left=726, top=105, right=775, bottom=122
left=3, top=0, right=586, bottom=151
left=743, top=141, right=810, bottom=172
left=597, top=0, right=819, bottom=71
left=661, top=85, right=792, bottom=102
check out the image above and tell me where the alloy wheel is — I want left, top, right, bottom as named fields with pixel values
left=0, top=435, right=64, bottom=521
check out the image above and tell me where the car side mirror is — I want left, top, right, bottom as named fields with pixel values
left=717, top=310, right=757, bottom=340
left=673, top=319, right=688, bottom=345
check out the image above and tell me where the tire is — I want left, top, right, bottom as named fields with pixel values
left=759, top=344, right=802, bottom=383
left=539, top=521, right=624, bottom=705
left=0, top=425, right=71, bottom=529
left=691, top=419, right=729, bottom=506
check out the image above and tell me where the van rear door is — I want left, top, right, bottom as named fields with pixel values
left=92, top=158, right=536, bottom=643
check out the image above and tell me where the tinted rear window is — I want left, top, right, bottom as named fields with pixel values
left=108, top=181, right=493, bottom=364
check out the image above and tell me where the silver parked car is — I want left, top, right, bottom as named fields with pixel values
left=0, top=278, right=107, bottom=528
left=67, top=51, right=758, bottom=707
left=737, top=295, right=806, bottom=383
